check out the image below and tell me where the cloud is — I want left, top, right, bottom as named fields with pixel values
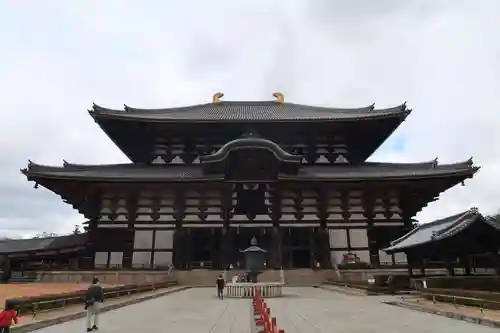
left=0, top=0, right=499, bottom=237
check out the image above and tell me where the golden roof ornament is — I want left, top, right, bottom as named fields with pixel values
left=213, top=92, right=224, bottom=104
left=273, top=92, right=284, bottom=104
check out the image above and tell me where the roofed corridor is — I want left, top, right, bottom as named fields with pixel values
left=30, top=287, right=496, bottom=333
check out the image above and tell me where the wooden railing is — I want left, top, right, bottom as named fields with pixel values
left=6, top=280, right=178, bottom=318
left=418, top=292, right=500, bottom=312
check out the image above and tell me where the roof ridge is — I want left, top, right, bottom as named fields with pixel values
left=388, top=210, right=470, bottom=246
left=418, top=210, right=472, bottom=229
left=430, top=209, right=476, bottom=238
left=90, top=101, right=409, bottom=114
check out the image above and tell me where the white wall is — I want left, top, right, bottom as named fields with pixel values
left=154, top=230, right=174, bottom=249
left=94, top=252, right=108, bottom=267
left=328, top=229, right=348, bottom=248
left=132, top=252, right=151, bottom=268
left=349, top=229, right=368, bottom=248
left=134, top=230, right=154, bottom=249
left=109, top=252, right=123, bottom=267
left=153, top=252, right=173, bottom=267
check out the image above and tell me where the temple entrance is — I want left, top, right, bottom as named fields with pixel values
left=283, top=227, right=313, bottom=269
left=188, top=228, right=214, bottom=269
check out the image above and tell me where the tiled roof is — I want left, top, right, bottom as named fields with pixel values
left=22, top=162, right=219, bottom=181
left=21, top=159, right=478, bottom=182
left=280, top=159, right=478, bottom=181
left=384, top=208, right=500, bottom=253
left=90, top=101, right=410, bottom=122
left=0, top=233, right=87, bottom=254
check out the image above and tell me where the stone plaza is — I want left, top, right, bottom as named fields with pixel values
left=29, top=287, right=498, bottom=333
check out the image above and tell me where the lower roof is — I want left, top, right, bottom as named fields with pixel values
left=0, top=233, right=87, bottom=255
left=21, top=159, right=478, bottom=182
left=384, top=208, right=500, bottom=253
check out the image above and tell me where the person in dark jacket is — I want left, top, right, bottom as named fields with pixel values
left=216, top=275, right=225, bottom=300
left=84, top=277, right=104, bottom=331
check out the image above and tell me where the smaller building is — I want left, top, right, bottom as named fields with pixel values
left=384, top=208, right=500, bottom=277
left=0, top=233, right=88, bottom=282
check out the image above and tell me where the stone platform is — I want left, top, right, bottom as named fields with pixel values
left=36, top=270, right=173, bottom=285
left=27, top=287, right=498, bottom=333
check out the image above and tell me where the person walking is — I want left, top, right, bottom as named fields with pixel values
left=216, top=274, right=225, bottom=300
left=84, top=277, right=104, bottom=331
left=0, top=301, right=19, bottom=333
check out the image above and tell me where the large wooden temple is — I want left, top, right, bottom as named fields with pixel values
left=21, top=93, right=479, bottom=271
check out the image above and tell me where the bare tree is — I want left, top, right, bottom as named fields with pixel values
left=72, top=224, right=82, bottom=235
left=34, top=232, right=59, bottom=238
left=488, top=212, right=500, bottom=223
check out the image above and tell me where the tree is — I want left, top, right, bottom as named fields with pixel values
left=34, top=232, right=58, bottom=238
left=72, top=224, right=81, bottom=235
left=488, top=212, right=500, bottom=223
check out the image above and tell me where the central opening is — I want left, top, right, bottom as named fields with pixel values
left=283, top=227, right=312, bottom=269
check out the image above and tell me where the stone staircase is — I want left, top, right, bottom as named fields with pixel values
left=173, top=269, right=336, bottom=286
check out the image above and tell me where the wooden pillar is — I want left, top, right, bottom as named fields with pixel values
left=220, top=227, right=231, bottom=270
left=492, top=253, right=500, bottom=275
left=217, top=185, right=233, bottom=268
left=173, top=188, right=186, bottom=269
left=270, top=185, right=283, bottom=269
left=362, top=190, right=379, bottom=267
left=270, top=226, right=283, bottom=269
left=172, top=228, right=182, bottom=269
left=85, top=192, right=101, bottom=269
left=460, top=255, right=472, bottom=275
left=418, top=257, right=426, bottom=276
left=308, top=229, right=316, bottom=269
left=84, top=218, right=98, bottom=270
left=407, top=259, right=414, bottom=278
left=123, top=194, right=137, bottom=269
left=318, top=187, right=332, bottom=269
left=400, top=190, right=416, bottom=233
left=444, top=258, right=455, bottom=276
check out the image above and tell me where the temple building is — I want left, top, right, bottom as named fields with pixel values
left=384, top=208, right=500, bottom=276
left=0, top=233, right=88, bottom=282
left=21, top=93, right=479, bottom=270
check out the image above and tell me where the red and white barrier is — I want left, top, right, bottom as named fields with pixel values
left=252, top=289, right=285, bottom=333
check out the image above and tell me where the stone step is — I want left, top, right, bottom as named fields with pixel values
left=174, top=269, right=336, bottom=286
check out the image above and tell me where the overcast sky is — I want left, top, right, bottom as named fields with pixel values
left=0, top=0, right=499, bottom=238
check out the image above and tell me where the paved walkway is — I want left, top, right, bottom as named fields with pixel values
left=266, top=288, right=498, bottom=333
left=29, top=288, right=251, bottom=333
left=15, top=286, right=185, bottom=330
left=29, top=287, right=498, bottom=333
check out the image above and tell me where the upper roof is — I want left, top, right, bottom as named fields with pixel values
left=21, top=158, right=478, bottom=182
left=90, top=101, right=410, bottom=122
left=384, top=208, right=500, bottom=253
left=0, top=233, right=88, bottom=255
left=87, top=98, right=412, bottom=164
